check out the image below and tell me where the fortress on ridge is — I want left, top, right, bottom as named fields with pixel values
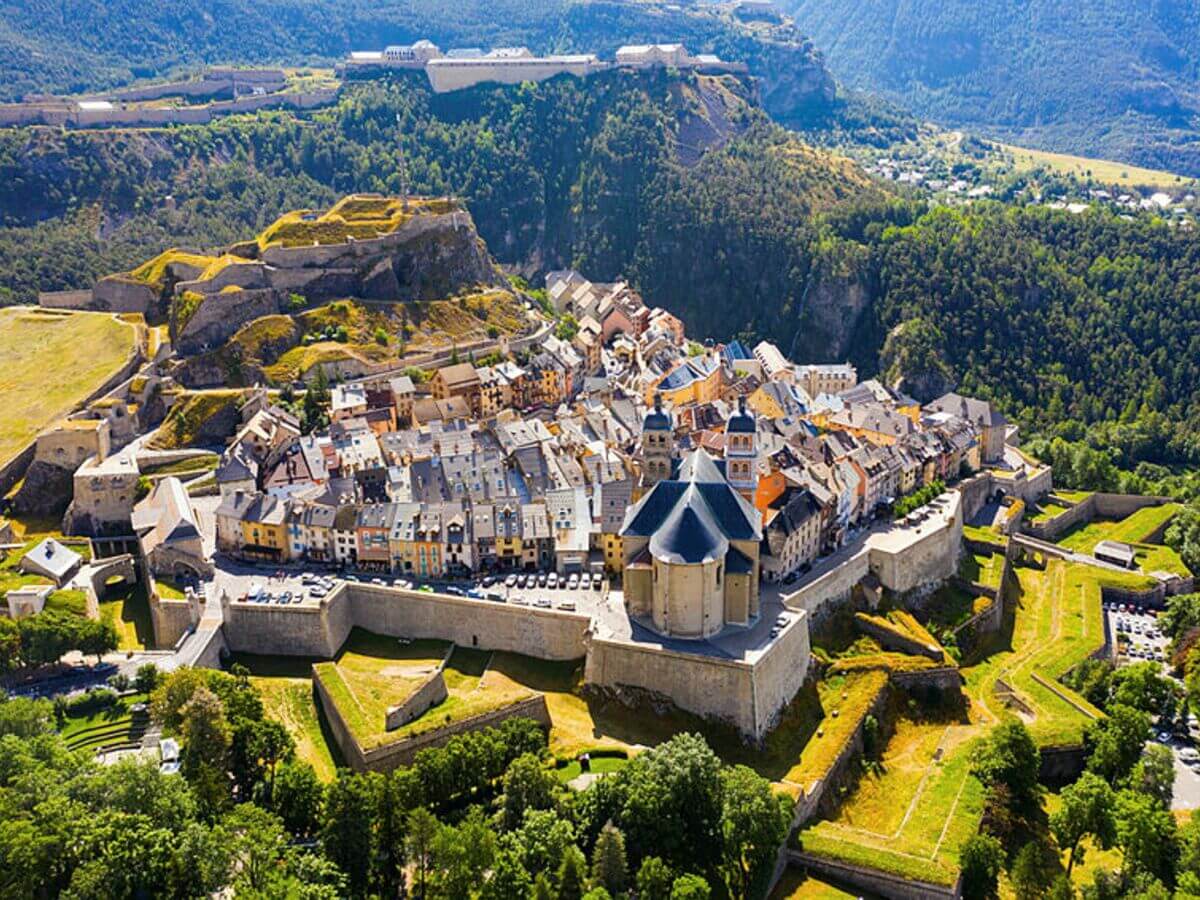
left=342, top=40, right=746, bottom=93
left=40, top=195, right=505, bottom=354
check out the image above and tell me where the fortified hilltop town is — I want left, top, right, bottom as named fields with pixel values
left=5, top=193, right=1193, bottom=899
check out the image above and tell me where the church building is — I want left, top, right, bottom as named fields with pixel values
left=620, top=448, right=762, bottom=639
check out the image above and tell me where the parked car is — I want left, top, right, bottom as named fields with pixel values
left=591, top=572, right=603, bottom=589
left=547, top=573, right=559, bottom=589
left=505, top=574, right=518, bottom=588
left=558, top=600, right=576, bottom=611
left=537, top=573, right=548, bottom=588
left=567, top=574, right=580, bottom=590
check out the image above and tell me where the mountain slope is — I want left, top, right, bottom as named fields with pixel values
left=780, top=0, right=1200, bottom=174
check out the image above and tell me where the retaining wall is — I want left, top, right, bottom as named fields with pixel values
left=315, top=668, right=550, bottom=773
left=220, top=582, right=591, bottom=661
left=1029, top=492, right=1174, bottom=542
left=0, top=90, right=338, bottom=130
left=385, top=668, right=449, bottom=731
left=583, top=611, right=811, bottom=741
left=783, top=549, right=870, bottom=621
left=787, top=850, right=960, bottom=900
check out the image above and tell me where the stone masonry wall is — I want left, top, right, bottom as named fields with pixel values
left=314, top=665, right=551, bottom=774
left=220, top=583, right=590, bottom=661
left=782, top=548, right=870, bottom=621
left=788, top=851, right=959, bottom=900
left=385, top=668, right=449, bottom=731
left=584, top=637, right=756, bottom=735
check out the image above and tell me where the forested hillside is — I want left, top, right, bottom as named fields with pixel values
left=780, top=0, right=1200, bottom=175
left=0, top=0, right=834, bottom=125
left=5, top=69, right=1200, bottom=485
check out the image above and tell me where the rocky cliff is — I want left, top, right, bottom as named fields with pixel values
left=97, top=198, right=506, bottom=356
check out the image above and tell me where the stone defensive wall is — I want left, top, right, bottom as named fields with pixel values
left=0, top=90, right=337, bottom=130
left=220, top=582, right=592, bottom=661
left=583, top=611, right=811, bottom=741
left=866, top=492, right=963, bottom=595
left=385, top=648, right=451, bottom=731
left=787, top=850, right=960, bottom=900
left=853, top=615, right=943, bottom=662
left=1025, top=491, right=1173, bottom=542
left=783, top=548, right=871, bottom=622
left=315, top=669, right=550, bottom=773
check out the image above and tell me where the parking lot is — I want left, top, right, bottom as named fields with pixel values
left=1105, top=601, right=1200, bottom=808
left=213, top=557, right=611, bottom=614
left=1107, top=602, right=1170, bottom=667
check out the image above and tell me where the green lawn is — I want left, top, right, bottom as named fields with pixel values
left=958, top=550, right=1005, bottom=589
left=1055, top=490, right=1093, bottom=503
left=0, top=308, right=136, bottom=468
left=554, top=754, right=629, bottom=782
left=100, top=582, right=154, bottom=651
left=1056, top=504, right=1190, bottom=576
left=60, top=692, right=149, bottom=754
left=154, top=578, right=187, bottom=600
left=313, top=629, right=536, bottom=750
left=1029, top=501, right=1069, bottom=524
left=771, top=867, right=875, bottom=899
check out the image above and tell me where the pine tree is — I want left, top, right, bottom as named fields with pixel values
left=591, top=822, right=628, bottom=896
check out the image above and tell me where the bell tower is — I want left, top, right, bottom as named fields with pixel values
left=725, top=396, right=758, bottom=501
left=639, top=394, right=674, bottom=493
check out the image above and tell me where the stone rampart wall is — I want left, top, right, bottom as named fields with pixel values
left=782, top=548, right=870, bottom=621
left=37, top=290, right=95, bottom=310
left=385, top=668, right=449, bottom=731
left=749, top=612, right=812, bottom=739
left=220, top=594, right=341, bottom=657
left=315, top=664, right=551, bottom=773
left=151, top=592, right=195, bottom=649
left=92, top=278, right=159, bottom=314
left=1, top=90, right=338, bottom=130
left=868, top=499, right=962, bottom=595
left=787, top=851, right=960, bottom=900
left=584, top=637, right=755, bottom=734
left=220, top=583, right=590, bottom=661
left=855, top=616, right=942, bottom=661
left=958, top=471, right=995, bottom=523
left=347, top=584, right=591, bottom=659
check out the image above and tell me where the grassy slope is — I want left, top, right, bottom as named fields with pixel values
left=0, top=308, right=135, bottom=466
left=800, top=555, right=1145, bottom=884
left=1057, top=504, right=1190, bottom=576
left=99, top=582, right=154, bottom=651
left=1001, top=143, right=1189, bottom=189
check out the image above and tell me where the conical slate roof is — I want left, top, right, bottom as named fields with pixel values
left=622, top=448, right=761, bottom=544
left=648, top=490, right=730, bottom=564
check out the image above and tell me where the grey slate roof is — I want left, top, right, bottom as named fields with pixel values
left=621, top=449, right=761, bottom=547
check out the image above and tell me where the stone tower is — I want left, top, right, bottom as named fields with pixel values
left=725, top=396, right=758, bottom=501
left=639, top=394, right=674, bottom=492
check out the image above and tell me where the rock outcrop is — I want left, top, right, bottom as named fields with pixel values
left=10, top=460, right=73, bottom=517
left=165, top=204, right=504, bottom=355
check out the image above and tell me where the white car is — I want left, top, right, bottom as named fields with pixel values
left=567, top=573, right=580, bottom=589
left=505, top=574, right=519, bottom=588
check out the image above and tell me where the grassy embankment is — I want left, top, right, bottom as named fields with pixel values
left=1057, top=504, right=1189, bottom=576
left=0, top=308, right=135, bottom=467
left=798, top=556, right=1151, bottom=885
